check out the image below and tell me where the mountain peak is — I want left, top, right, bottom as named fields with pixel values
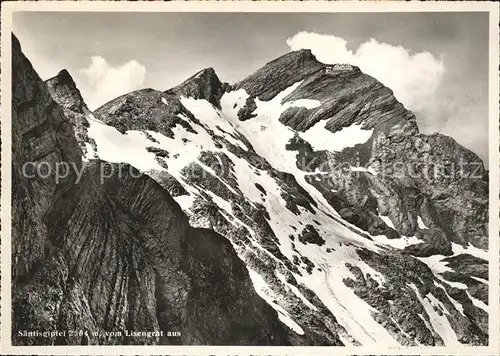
left=167, top=66, right=229, bottom=107
left=46, top=69, right=86, bottom=113
left=51, top=69, right=77, bottom=86
left=234, top=49, right=325, bottom=101
left=12, top=32, right=21, bottom=51
left=273, top=48, right=319, bottom=64
left=193, top=67, right=218, bottom=79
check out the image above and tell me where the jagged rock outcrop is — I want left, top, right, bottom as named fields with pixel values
left=297, top=225, right=325, bottom=246
left=168, top=67, right=230, bottom=108
left=12, top=34, right=293, bottom=346
left=93, top=88, right=200, bottom=137
left=45, top=69, right=96, bottom=157
left=442, top=254, right=488, bottom=280
left=46, top=69, right=86, bottom=113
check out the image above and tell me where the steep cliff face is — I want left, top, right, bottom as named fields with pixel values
left=45, top=69, right=95, bottom=157
left=12, top=34, right=291, bottom=346
left=18, top=40, right=490, bottom=347
left=11, top=34, right=83, bottom=281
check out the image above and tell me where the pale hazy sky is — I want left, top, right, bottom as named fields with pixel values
left=13, top=12, right=489, bottom=163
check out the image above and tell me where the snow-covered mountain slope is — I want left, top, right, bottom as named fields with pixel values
left=46, top=49, right=489, bottom=346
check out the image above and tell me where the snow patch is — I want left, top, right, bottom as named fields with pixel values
left=418, top=255, right=453, bottom=274
left=275, top=271, right=318, bottom=311
left=409, top=283, right=460, bottom=345
left=180, top=96, right=247, bottom=151
left=286, top=98, right=321, bottom=110
left=86, top=120, right=162, bottom=172
left=83, top=142, right=96, bottom=161
left=378, top=214, right=395, bottom=230
left=301, top=121, right=373, bottom=153
left=419, top=257, right=468, bottom=289
left=466, top=291, right=488, bottom=313
left=371, top=234, right=424, bottom=249
left=174, top=194, right=196, bottom=214
left=350, top=166, right=377, bottom=175
left=470, top=275, right=488, bottom=284
left=221, top=82, right=302, bottom=174
left=434, top=281, right=465, bottom=316
left=247, top=269, right=304, bottom=335
left=225, top=151, right=269, bottom=204
left=439, top=278, right=468, bottom=290
left=417, top=216, right=429, bottom=229
left=206, top=191, right=233, bottom=216
left=451, top=243, right=488, bottom=261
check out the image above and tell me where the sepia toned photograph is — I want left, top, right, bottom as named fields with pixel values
left=1, top=2, right=499, bottom=355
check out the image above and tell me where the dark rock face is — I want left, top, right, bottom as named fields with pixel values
left=183, top=227, right=289, bottom=345
left=168, top=67, right=229, bottom=108
left=93, top=88, right=198, bottom=137
left=46, top=69, right=96, bottom=157
left=12, top=35, right=291, bottom=346
left=237, top=96, right=258, bottom=121
left=234, top=49, right=325, bottom=101
left=442, top=254, right=488, bottom=281
left=298, top=225, right=325, bottom=246
left=345, top=249, right=488, bottom=346
left=279, top=67, right=402, bottom=134
left=11, top=34, right=83, bottom=281
left=367, top=130, right=487, bottom=250
left=146, top=169, right=188, bottom=197
left=46, top=69, right=86, bottom=113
